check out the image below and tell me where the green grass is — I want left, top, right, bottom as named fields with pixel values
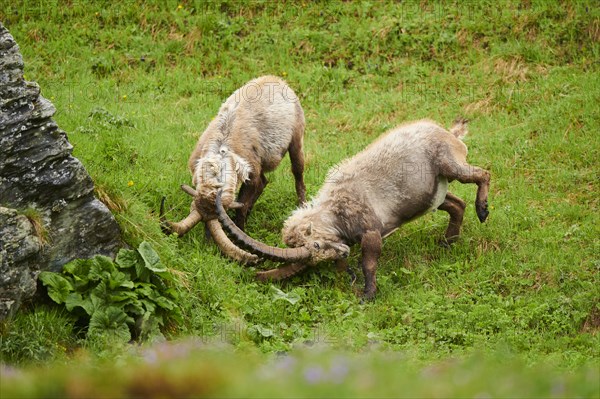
left=0, top=306, right=77, bottom=366
left=1, top=0, right=599, bottom=395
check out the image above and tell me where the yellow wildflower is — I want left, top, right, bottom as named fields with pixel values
left=127, top=180, right=134, bottom=187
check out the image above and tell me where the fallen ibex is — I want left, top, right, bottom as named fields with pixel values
left=216, top=119, right=490, bottom=299
left=161, top=76, right=306, bottom=264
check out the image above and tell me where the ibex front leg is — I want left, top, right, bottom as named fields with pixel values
left=288, top=134, right=306, bottom=205
left=361, top=230, right=382, bottom=300
left=235, top=173, right=268, bottom=231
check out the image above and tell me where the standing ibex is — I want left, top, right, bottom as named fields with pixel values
left=161, top=76, right=306, bottom=264
left=215, top=119, right=491, bottom=299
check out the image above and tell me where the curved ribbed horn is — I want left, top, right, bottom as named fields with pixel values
left=255, top=263, right=308, bottom=282
left=160, top=197, right=203, bottom=236
left=180, top=184, right=197, bottom=197
left=215, top=190, right=310, bottom=263
left=205, top=218, right=260, bottom=265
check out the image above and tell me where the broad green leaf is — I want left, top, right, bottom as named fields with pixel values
left=61, top=259, right=93, bottom=292
left=39, top=272, right=74, bottom=304
left=92, top=280, right=111, bottom=300
left=164, top=287, right=180, bottom=300
left=151, top=294, right=175, bottom=310
left=124, top=299, right=144, bottom=316
left=155, top=270, right=175, bottom=283
left=88, top=256, right=117, bottom=281
left=63, top=259, right=93, bottom=280
left=134, top=263, right=150, bottom=282
left=115, top=248, right=139, bottom=269
left=107, top=270, right=130, bottom=290
left=88, top=307, right=132, bottom=342
left=89, top=291, right=107, bottom=314
left=109, top=290, right=138, bottom=303
left=120, top=280, right=134, bottom=289
left=134, top=282, right=155, bottom=297
left=64, top=292, right=92, bottom=314
left=271, top=286, right=301, bottom=305
left=69, top=274, right=91, bottom=292
left=138, top=241, right=167, bottom=273
left=140, top=299, right=157, bottom=314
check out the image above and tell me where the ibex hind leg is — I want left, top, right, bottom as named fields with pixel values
left=439, top=160, right=490, bottom=223
left=437, top=191, right=466, bottom=246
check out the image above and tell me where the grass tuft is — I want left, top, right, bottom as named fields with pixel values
left=20, top=207, right=49, bottom=247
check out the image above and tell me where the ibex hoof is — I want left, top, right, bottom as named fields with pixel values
left=438, top=239, right=451, bottom=248
left=439, top=236, right=458, bottom=247
left=476, top=201, right=489, bottom=223
left=361, top=289, right=376, bottom=302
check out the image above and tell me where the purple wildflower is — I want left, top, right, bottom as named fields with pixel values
left=304, top=366, right=325, bottom=384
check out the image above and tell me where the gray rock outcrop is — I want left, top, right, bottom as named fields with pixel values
left=0, top=23, right=122, bottom=320
left=0, top=207, right=41, bottom=319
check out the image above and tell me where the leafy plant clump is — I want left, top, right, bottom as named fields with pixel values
left=39, top=242, right=182, bottom=343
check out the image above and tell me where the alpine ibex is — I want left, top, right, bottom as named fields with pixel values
left=215, top=119, right=491, bottom=299
left=161, top=76, right=306, bottom=264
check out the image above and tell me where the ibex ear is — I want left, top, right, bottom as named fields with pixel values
left=232, top=154, right=252, bottom=183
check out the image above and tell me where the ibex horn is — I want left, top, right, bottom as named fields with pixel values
left=159, top=196, right=203, bottom=237
left=215, top=190, right=310, bottom=263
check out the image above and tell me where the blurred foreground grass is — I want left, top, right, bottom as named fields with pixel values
left=2, top=341, right=599, bottom=398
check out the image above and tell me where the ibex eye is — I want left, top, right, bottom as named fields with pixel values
left=313, top=242, right=320, bottom=249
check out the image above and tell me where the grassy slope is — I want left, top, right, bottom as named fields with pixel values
left=1, top=0, right=599, bottom=394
